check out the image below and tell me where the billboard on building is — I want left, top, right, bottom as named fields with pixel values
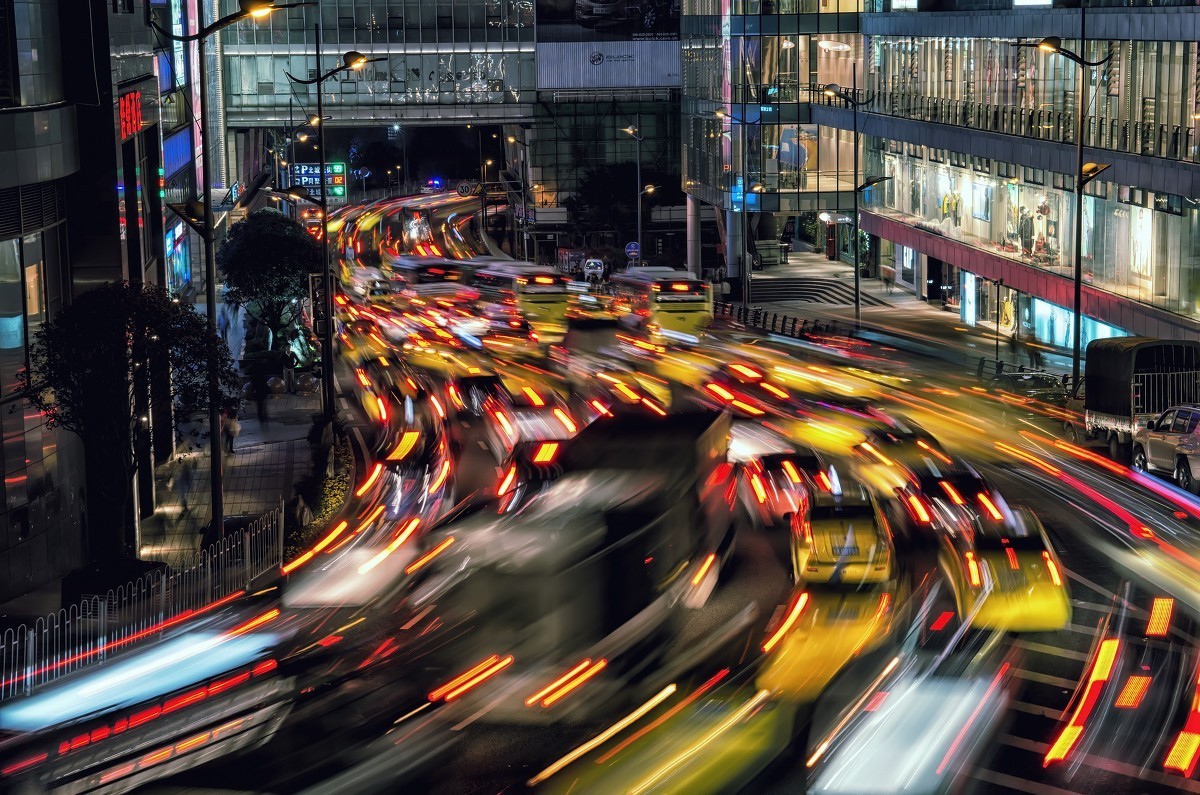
left=536, top=0, right=680, bottom=89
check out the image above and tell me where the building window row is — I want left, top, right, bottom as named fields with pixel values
left=866, top=35, right=1200, bottom=164
left=225, top=52, right=536, bottom=109
left=220, top=0, right=533, bottom=47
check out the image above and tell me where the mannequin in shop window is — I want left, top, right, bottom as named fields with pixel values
left=1018, top=207, right=1034, bottom=257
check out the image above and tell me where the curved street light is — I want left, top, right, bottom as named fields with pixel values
left=285, top=44, right=385, bottom=422
left=623, top=118, right=646, bottom=263
left=1027, top=24, right=1113, bottom=385
left=821, top=73, right=878, bottom=325
left=152, top=0, right=305, bottom=543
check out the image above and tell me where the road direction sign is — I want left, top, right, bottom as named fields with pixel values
left=625, top=241, right=641, bottom=258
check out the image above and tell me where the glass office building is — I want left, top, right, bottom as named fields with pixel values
left=680, top=0, right=860, bottom=281
left=818, top=8, right=1200, bottom=345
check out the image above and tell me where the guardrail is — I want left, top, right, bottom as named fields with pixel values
left=0, top=505, right=284, bottom=701
left=714, top=301, right=846, bottom=338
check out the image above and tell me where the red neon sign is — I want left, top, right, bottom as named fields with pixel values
left=119, top=91, right=143, bottom=141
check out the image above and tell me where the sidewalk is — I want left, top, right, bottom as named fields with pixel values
left=742, top=250, right=1075, bottom=377
left=138, top=308, right=320, bottom=569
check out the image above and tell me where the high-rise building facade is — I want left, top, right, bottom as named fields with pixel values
left=680, top=0, right=860, bottom=279
left=686, top=0, right=1200, bottom=346
left=844, top=6, right=1200, bottom=346
left=217, top=0, right=684, bottom=260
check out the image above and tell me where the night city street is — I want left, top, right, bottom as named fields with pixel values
left=2, top=2, right=1200, bottom=794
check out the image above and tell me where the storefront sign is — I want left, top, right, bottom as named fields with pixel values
left=119, top=90, right=143, bottom=141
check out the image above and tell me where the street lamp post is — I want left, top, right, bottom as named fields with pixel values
left=287, top=40, right=384, bottom=422
left=506, top=134, right=532, bottom=262
left=153, top=0, right=300, bottom=542
left=623, top=116, right=644, bottom=265
left=1031, top=18, right=1111, bottom=386
left=823, top=67, right=880, bottom=326
left=713, top=108, right=764, bottom=306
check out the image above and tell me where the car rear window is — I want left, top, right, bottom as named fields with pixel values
left=810, top=504, right=874, bottom=521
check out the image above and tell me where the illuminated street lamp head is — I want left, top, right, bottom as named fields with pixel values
left=823, top=83, right=842, bottom=98
left=749, top=182, right=766, bottom=193
left=1037, top=36, right=1062, bottom=54
left=1080, top=161, right=1111, bottom=186
left=296, top=133, right=308, bottom=142
left=309, top=115, right=320, bottom=126
left=344, top=51, right=369, bottom=69
left=485, top=159, right=494, bottom=166
left=507, top=135, right=517, bottom=143
left=713, top=108, right=728, bottom=119
left=240, top=0, right=275, bottom=18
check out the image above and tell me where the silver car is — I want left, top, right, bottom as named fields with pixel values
left=1132, top=404, right=1200, bottom=493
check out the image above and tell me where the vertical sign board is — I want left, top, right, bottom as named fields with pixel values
left=290, top=163, right=348, bottom=205
left=118, top=90, right=144, bottom=141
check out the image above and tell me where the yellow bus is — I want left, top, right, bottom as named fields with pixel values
left=470, top=261, right=571, bottom=337
left=610, top=267, right=714, bottom=341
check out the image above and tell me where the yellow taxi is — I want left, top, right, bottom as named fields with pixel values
left=941, top=506, right=1071, bottom=633
left=792, top=485, right=893, bottom=587
left=538, top=692, right=795, bottom=794
left=755, top=584, right=897, bottom=703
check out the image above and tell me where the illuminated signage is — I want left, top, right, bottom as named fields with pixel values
left=290, top=162, right=348, bottom=203
left=119, top=90, right=143, bottom=141
left=170, top=0, right=186, bottom=88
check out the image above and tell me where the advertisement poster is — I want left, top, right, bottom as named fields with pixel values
left=961, top=271, right=977, bottom=326
left=536, top=0, right=680, bottom=89
left=165, top=222, right=191, bottom=293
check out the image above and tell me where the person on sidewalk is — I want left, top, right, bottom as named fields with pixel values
left=222, top=408, right=241, bottom=454
left=217, top=308, right=229, bottom=342
left=253, top=374, right=270, bottom=428
left=175, top=456, right=196, bottom=515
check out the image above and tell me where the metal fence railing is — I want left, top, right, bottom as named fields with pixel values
left=0, top=505, right=284, bottom=701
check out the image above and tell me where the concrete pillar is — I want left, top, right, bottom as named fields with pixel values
left=726, top=208, right=743, bottom=279
left=686, top=194, right=702, bottom=276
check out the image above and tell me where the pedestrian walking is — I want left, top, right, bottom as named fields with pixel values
left=217, top=307, right=229, bottom=342
left=222, top=409, right=241, bottom=454
left=253, top=374, right=270, bottom=428
left=175, top=456, right=195, bottom=515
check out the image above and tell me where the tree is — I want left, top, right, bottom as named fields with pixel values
left=20, top=282, right=238, bottom=563
left=217, top=209, right=321, bottom=350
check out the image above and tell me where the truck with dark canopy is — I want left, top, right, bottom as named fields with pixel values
left=1064, top=337, right=1200, bottom=462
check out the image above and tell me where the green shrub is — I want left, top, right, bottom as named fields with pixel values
left=284, top=435, right=353, bottom=560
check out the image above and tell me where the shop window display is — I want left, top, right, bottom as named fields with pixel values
left=869, top=139, right=1200, bottom=323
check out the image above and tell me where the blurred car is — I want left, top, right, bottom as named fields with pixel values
left=740, top=452, right=811, bottom=530
left=885, top=458, right=1000, bottom=546
left=756, top=584, right=898, bottom=702
left=1131, top=403, right=1200, bottom=492
left=538, top=692, right=796, bottom=794
left=984, top=371, right=1069, bottom=425
left=809, top=671, right=1009, bottom=795
left=793, top=482, right=894, bottom=586
left=482, top=386, right=578, bottom=463
left=940, top=507, right=1071, bottom=632
left=446, top=372, right=509, bottom=418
